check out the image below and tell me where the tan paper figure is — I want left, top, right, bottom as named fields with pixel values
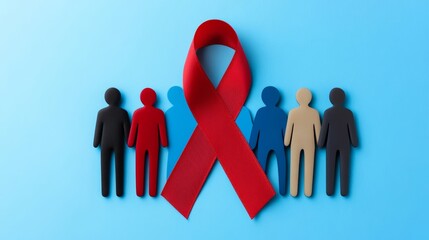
left=284, top=88, right=321, bottom=197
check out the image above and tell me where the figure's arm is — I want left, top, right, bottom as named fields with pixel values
left=348, top=112, right=359, bottom=147
left=93, top=112, right=103, bottom=147
left=284, top=112, right=294, bottom=147
left=281, top=112, right=287, bottom=140
left=248, top=113, right=260, bottom=150
left=128, top=112, right=138, bottom=147
left=318, top=112, right=329, bottom=148
left=123, top=111, right=131, bottom=142
left=313, top=111, right=321, bottom=145
left=236, top=107, right=253, bottom=141
left=159, top=113, right=168, bottom=147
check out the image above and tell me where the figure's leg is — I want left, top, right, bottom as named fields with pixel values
left=339, top=148, right=351, bottom=196
left=148, top=146, right=160, bottom=197
left=136, top=148, right=146, bottom=197
left=256, top=147, right=269, bottom=172
left=290, top=147, right=300, bottom=197
left=101, top=147, right=113, bottom=197
left=114, top=146, right=124, bottom=197
left=326, top=148, right=337, bottom=196
left=275, top=147, right=287, bottom=196
left=304, top=147, right=315, bottom=197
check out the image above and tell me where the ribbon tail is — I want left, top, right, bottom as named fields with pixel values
left=211, top=120, right=276, bottom=218
left=161, top=128, right=216, bottom=218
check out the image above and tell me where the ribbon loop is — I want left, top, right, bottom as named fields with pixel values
left=162, top=19, right=275, bottom=219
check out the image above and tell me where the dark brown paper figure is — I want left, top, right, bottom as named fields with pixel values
left=93, top=88, right=130, bottom=197
left=318, top=88, right=358, bottom=196
left=284, top=88, right=320, bottom=197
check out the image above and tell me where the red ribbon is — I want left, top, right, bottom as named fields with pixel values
left=161, top=20, right=275, bottom=219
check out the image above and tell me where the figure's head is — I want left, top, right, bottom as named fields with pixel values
left=329, top=87, right=345, bottom=106
left=140, top=88, right=157, bottom=106
left=296, top=88, right=312, bottom=106
left=167, top=86, right=186, bottom=105
left=105, top=87, right=121, bottom=106
left=262, top=86, right=281, bottom=107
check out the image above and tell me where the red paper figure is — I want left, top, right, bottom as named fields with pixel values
left=128, top=88, right=168, bottom=197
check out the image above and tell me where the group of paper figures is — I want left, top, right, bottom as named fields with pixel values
left=93, top=86, right=358, bottom=198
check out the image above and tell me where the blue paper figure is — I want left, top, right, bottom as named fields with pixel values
left=165, top=86, right=253, bottom=178
left=165, top=86, right=196, bottom=177
left=249, top=86, right=287, bottom=196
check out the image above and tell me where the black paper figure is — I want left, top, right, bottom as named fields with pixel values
left=249, top=86, right=287, bottom=196
left=318, top=88, right=358, bottom=196
left=93, top=88, right=130, bottom=197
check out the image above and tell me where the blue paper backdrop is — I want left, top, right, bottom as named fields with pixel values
left=1, top=1, right=428, bottom=239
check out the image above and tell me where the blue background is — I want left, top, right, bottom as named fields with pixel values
left=1, top=0, right=428, bottom=239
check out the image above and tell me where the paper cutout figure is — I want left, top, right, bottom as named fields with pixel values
left=165, top=86, right=196, bottom=177
left=165, top=86, right=253, bottom=178
left=128, top=88, right=168, bottom=197
left=93, top=88, right=130, bottom=197
left=249, top=86, right=287, bottom=196
left=318, top=88, right=358, bottom=196
left=284, top=88, right=321, bottom=197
